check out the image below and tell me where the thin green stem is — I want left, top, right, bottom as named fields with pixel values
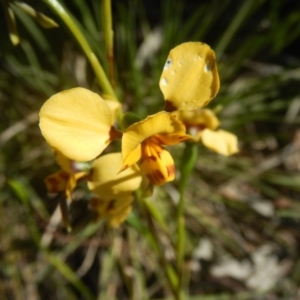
left=176, top=192, right=185, bottom=271
left=58, top=193, right=72, bottom=232
left=177, top=142, right=198, bottom=294
left=101, top=0, right=115, bottom=86
left=136, top=192, right=180, bottom=299
left=43, top=0, right=117, bottom=98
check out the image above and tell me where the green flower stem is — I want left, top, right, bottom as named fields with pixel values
left=177, top=142, right=198, bottom=287
left=136, top=192, right=180, bottom=299
left=43, top=0, right=117, bottom=99
left=145, top=207, right=180, bottom=299
left=101, top=0, right=115, bottom=86
left=58, top=193, right=71, bottom=232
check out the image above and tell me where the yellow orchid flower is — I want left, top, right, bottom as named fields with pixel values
left=39, top=87, right=122, bottom=162
left=88, top=153, right=142, bottom=227
left=174, top=109, right=239, bottom=156
left=121, top=111, right=192, bottom=186
left=44, top=149, right=87, bottom=200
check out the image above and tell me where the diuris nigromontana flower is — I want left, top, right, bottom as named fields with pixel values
left=121, top=111, right=192, bottom=186
left=39, top=87, right=122, bottom=162
left=174, top=109, right=239, bottom=156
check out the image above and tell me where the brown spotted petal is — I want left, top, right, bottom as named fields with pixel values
left=140, top=149, right=175, bottom=186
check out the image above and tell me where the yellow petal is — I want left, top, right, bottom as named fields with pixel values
left=174, top=109, right=220, bottom=130
left=40, top=87, right=114, bottom=161
left=201, top=129, right=239, bottom=156
left=122, top=111, right=188, bottom=169
left=88, top=153, right=142, bottom=199
left=140, top=149, right=175, bottom=186
left=160, top=42, right=220, bottom=111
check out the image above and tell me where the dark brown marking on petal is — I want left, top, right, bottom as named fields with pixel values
left=154, top=170, right=164, bottom=181
left=146, top=174, right=154, bottom=183
left=59, top=172, right=69, bottom=180
left=146, top=169, right=167, bottom=185
left=109, top=126, right=123, bottom=140
left=45, top=176, right=62, bottom=193
left=87, top=168, right=94, bottom=181
left=107, top=199, right=116, bottom=213
left=149, top=156, right=157, bottom=162
left=90, top=197, right=100, bottom=208
left=46, top=177, right=57, bottom=184
left=166, top=164, right=175, bottom=177
left=164, top=100, right=177, bottom=112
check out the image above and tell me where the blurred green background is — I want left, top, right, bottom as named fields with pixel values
left=1, top=0, right=300, bottom=299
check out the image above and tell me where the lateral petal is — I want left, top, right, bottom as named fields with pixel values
left=40, top=87, right=114, bottom=161
left=201, top=129, right=239, bottom=156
